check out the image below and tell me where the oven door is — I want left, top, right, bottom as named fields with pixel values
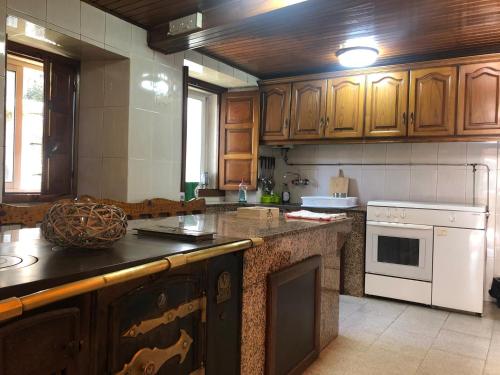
left=366, top=221, right=434, bottom=281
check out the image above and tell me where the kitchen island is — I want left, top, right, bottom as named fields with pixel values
left=0, top=212, right=351, bottom=375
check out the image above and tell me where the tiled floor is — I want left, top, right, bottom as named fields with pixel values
left=305, top=295, right=500, bottom=375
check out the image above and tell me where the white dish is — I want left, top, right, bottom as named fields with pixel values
left=301, top=196, right=358, bottom=208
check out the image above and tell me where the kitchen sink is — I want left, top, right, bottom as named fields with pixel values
left=301, top=196, right=358, bottom=208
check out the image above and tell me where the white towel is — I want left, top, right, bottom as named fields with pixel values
left=285, top=210, right=347, bottom=222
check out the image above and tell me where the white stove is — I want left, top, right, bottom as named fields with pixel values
left=365, top=200, right=487, bottom=314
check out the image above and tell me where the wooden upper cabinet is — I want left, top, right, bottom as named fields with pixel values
left=365, top=71, right=409, bottom=137
left=260, top=83, right=291, bottom=141
left=457, top=62, right=500, bottom=135
left=219, top=91, right=260, bottom=190
left=290, top=80, right=327, bottom=139
left=325, top=75, right=365, bottom=138
left=408, top=67, right=457, bottom=136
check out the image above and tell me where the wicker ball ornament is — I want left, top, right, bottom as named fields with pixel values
left=42, top=202, right=128, bottom=249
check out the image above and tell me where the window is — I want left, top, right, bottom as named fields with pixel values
left=4, top=42, right=78, bottom=203
left=185, top=88, right=219, bottom=186
left=182, top=75, right=226, bottom=197
left=6, top=55, right=44, bottom=193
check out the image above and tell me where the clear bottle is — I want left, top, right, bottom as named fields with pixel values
left=281, top=183, right=290, bottom=204
left=238, top=178, right=248, bottom=203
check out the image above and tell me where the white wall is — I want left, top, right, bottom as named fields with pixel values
left=78, top=59, right=129, bottom=200
left=269, top=142, right=500, bottom=298
left=4, top=0, right=256, bottom=203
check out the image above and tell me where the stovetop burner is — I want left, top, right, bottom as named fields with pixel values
left=0, top=254, right=38, bottom=271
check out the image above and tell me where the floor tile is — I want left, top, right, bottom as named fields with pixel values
left=340, top=295, right=368, bottom=306
left=305, top=296, right=500, bottom=375
left=372, top=325, right=434, bottom=360
left=392, top=305, right=448, bottom=337
left=484, top=302, right=500, bottom=320
left=356, top=297, right=408, bottom=320
left=443, top=312, right=494, bottom=338
left=353, top=346, right=423, bottom=375
left=416, top=349, right=484, bottom=375
left=431, top=329, right=490, bottom=360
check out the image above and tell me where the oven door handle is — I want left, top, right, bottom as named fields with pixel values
left=367, top=221, right=433, bottom=231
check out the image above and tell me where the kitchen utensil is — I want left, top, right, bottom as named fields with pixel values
left=329, top=169, right=349, bottom=196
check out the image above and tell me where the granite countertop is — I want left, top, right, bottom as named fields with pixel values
left=207, top=202, right=367, bottom=213
left=132, top=212, right=352, bottom=241
left=0, top=213, right=351, bottom=298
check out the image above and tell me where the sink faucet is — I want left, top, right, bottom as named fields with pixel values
left=284, top=171, right=310, bottom=186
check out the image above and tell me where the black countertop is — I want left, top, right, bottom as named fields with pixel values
left=0, top=227, right=245, bottom=299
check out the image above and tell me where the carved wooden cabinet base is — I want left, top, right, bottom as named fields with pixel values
left=0, top=253, right=243, bottom=375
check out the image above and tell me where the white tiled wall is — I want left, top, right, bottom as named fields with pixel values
left=78, top=59, right=129, bottom=200
left=269, top=142, right=500, bottom=297
left=4, top=0, right=256, bottom=203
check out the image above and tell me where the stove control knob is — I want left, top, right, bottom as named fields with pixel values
left=449, top=215, right=456, bottom=223
left=400, top=211, right=406, bottom=219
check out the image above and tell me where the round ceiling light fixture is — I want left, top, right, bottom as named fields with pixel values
left=336, top=46, right=379, bottom=68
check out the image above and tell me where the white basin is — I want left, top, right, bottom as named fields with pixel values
left=301, top=196, right=358, bottom=208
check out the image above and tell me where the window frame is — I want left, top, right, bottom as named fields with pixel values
left=3, top=41, right=80, bottom=203
left=180, top=68, right=227, bottom=197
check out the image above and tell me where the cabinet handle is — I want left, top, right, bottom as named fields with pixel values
left=122, top=296, right=206, bottom=338
left=320, top=118, right=325, bottom=128
left=402, top=112, right=407, bottom=126
left=117, top=329, right=193, bottom=375
left=284, top=118, right=289, bottom=129
left=326, top=117, right=330, bottom=127
left=410, top=112, right=414, bottom=125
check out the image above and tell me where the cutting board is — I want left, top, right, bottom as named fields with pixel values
left=329, top=171, right=349, bottom=195
left=237, top=206, right=280, bottom=220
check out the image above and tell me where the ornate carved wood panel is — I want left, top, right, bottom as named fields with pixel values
left=325, top=75, right=365, bottom=138
left=260, top=84, right=292, bottom=141
left=365, top=71, right=409, bottom=138
left=409, top=67, right=457, bottom=136
left=290, top=80, right=327, bottom=139
left=457, top=62, right=500, bottom=135
left=219, top=91, right=260, bottom=190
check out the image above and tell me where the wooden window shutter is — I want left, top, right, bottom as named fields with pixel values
left=219, top=91, right=260, bottom=190
left=42, top=59, right=77, bottom=197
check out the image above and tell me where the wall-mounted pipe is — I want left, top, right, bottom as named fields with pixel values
left=283, top=149, right=490, bottom=212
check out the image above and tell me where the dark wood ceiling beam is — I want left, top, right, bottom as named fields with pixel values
left=149, top=0, right=321, bottom=53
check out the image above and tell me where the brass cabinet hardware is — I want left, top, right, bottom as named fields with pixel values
left=410, top=112, right=415, bottom=125
left=0, top=239, right=259, bottom=322
left=216, top=272, right=232, bottom=304
left=123, top=296, right=207, bottom=338
left=116, top=329, right=193, bottom=375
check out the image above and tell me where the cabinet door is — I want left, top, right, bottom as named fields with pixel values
left=290, top=80, right=327, bottom=139
left=219, top=91, right=260, bottom=190
left=260, top=84, right=291, bottom=141
left=457, top=62, right=500, bottom=135
left=365, top=71, right=408, bottom=137
left=408, top=67, right=457, bottom=136
left=0, top=308, right=82, bottom=375
left=325, top=75, right=365, bottom=138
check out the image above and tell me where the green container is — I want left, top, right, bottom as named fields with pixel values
left=185, top=182, right=198, bottom=201
left=260, top=194, right=273, bottom=204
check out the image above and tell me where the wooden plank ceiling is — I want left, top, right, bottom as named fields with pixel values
left=83, top=0, right=500, bottom=79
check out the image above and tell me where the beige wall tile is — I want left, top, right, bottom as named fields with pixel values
left=47, top=0, right=80, bottom=34
left=81, top=2, right=105, bottom=43
left=7, top=0, right=46, bottom=21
